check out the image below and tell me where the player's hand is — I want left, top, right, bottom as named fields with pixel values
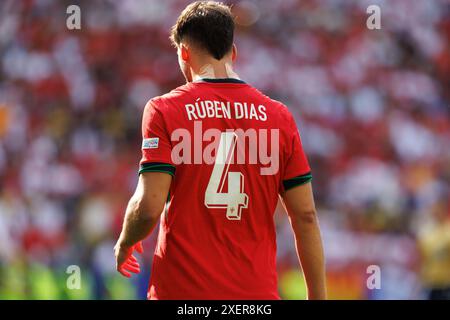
left=114, top=241, right=144, bottom=278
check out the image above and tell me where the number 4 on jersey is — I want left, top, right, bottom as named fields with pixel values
left=205, top=132, right=249, bottom=220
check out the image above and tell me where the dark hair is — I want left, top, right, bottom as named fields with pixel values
left=170, top=1, right=235, bottom=60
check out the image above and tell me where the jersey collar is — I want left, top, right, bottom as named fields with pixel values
left=194, top=78, right=246, bottom=84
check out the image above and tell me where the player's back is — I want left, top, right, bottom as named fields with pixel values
left=140, top=78, right=311, bottom=299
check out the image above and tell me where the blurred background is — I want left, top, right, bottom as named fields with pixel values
left=0, top=0, right=449, bottom=300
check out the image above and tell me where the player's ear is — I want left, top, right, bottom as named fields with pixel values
left=231, top=44, right=237, bottom=62
left=180, top=44, right=189, bottom=62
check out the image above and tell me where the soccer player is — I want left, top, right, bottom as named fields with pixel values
left=114, top=1, right=326, bottom=300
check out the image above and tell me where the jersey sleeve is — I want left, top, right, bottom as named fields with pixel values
left=282, top=112, right=312, bottom=191
left=139, top=99, right=175, bottom=176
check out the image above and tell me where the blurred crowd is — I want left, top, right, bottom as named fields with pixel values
left=0, top=0, right=449, bottom=299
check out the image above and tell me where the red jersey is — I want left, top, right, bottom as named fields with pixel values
left=139, top=78, right=311, bottom=300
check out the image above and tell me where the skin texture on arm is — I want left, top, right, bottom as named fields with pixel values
left=280, top=182, right=327, bottom=300
left=114, top=171, right=172, bottom=277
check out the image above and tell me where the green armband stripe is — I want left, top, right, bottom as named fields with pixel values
left=283, top=172, right=312, bottom=191
left=139, top=162, right=176, bottom=177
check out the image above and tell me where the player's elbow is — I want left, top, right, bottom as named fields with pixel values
left=129, top=196, right=164, bottom=222
left=291, top=208, right=318, bottom=226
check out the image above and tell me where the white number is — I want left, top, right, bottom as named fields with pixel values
left=205, top=132, right=248, bottom=220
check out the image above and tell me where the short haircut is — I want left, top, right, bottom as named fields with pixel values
left=170, top=1, right=235, bottom=60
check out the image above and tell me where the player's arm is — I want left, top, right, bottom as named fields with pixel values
left=114, top=171, right=172, bottom=277
left=280, top=181, right=327, bottom=300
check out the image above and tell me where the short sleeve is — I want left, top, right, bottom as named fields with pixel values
left=139, top=99, right=175, bottom=176
left=282, top=113, right=312, bottom=191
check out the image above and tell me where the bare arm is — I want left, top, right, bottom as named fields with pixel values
left=114, top=171, right=172, bottom=277
left=280, top=182, right=327, bottom=300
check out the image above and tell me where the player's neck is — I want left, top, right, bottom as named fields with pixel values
left=191, top=60, right=239, bottom=81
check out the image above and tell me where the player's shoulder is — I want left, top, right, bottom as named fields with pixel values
left=247, top=84, right=294, bottom=121
left=146, top=83, right=192, bottom=111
